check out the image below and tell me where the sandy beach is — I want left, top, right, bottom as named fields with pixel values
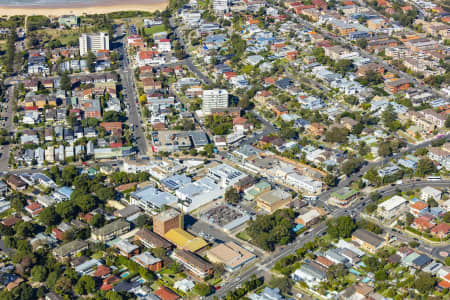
left=0, top=0, right=168, bottom=16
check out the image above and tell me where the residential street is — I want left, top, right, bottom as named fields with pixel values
left=118, top=35, right=148, bottom=156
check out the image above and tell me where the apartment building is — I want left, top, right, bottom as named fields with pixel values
left=79, top=32, right=109, bottom=56
left=202, top=89, right=228, bottom=114
left=91, top=219, right=130, bottom=242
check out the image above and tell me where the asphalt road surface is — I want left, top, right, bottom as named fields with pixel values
left=0, top=85, right=15, bottom=172
left=118, top=37, right=148, bottom=156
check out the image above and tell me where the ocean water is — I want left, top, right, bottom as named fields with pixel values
left=0, top=0, right=151, bottom=6
left=0, top=0, right=94, bottom=5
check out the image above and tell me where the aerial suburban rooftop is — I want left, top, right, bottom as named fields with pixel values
left=0, top=0, right=449, bottom=299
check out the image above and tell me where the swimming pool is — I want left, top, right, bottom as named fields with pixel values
left=120, top=272, right=130, bottom=278
left=362, top=277, right=370, bottom=283
left=349, top=269, right=360, bottom=276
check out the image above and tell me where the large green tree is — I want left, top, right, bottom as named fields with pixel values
left=326, top=216, right=356, bottom=239
left=75, top=275, right=96, bottom=295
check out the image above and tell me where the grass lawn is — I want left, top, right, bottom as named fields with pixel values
left=236, top=230, right=251, bottom=241
left=209, top=277, right=222, bottom=286
left=91, top=251, right=104, bottom=259
left=144, top=25, right=167, bottom=36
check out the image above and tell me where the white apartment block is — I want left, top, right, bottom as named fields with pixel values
left=207, top=164, right=247, bottom=188
left=79, top=32, right=110, bottom=56
left=285, top=173, right=322, bottom=194
left=202, top=89, right=228, bottom=114
left=213, top=0, right=229, bottom=13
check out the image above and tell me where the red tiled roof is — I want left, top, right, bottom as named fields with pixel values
left=2, top=216, right=21, bottom=227
left=414, top=216, right=434, bottom=229
left=110, top=142, right=123, bottom=148
left=93, top=265, right=111, bottom=277
left=439, top=279, right=450, bottom=289
left=25, top=202, right=42, bottom=211
left=233, top=117, right=248, bottom=125
left=154, top=286, right=180, bottom=300
left=432, top=223, right=450, bottom=235
left=411, top=201, right=428, bottom=210
left=115, top=182, right=137, bottom=192
left=316, top=256, right=334, bottom=268
left=139, top=51, right=158, bottom=60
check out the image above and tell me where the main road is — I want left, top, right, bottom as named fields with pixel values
left=0, top=85, right=15, bottom=171
left=117, top=35, right=148, bottom=156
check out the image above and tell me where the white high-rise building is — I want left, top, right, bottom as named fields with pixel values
left=79, top=32, right=110, bottom=56
left=213, top=0, right=229, bottom=13
left=202, top=89, right=228, bottom=114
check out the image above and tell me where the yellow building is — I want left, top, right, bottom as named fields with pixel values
left=164, top=228, right=207, bottom=252
left=36, top=99, right=47, bottom=109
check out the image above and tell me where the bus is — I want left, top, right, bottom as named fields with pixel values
left=427, top=176, right=441, bottom=181
left=304, top=195, right=318, bottom=201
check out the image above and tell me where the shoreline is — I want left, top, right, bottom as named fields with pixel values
left=0, top=1, right=168, bottom=16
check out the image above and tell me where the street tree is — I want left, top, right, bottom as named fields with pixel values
left=225, top=187, right=240, bottom=204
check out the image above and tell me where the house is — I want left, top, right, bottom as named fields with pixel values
left=172, top=249, right=214, bottom=279
left=173, top=279, right=195, bottom=293
left=45, top=292, right=64, bottom=300
left=340, top=117, right=359, bottom=131
left=421, top=186, right=442, bottom=201
left=2, top=215, right=21, bottom=227
left=272, top=105, right=288, bottom=117
left=414, top=216, right=434, bottom=230
left=132, top=252, right=163, bottom=271
left=25, top=202, right=43, bottom=216
left=113, top=239, right=139, bottom=258
left=325, top=248, right=348, bottom=265
left=93, top=265, right=112, bottom=278
left=74, top=258, right=102, bottom=275
left=307, top=122, right=326, bottom=136
left=6, top=175, right=27, bottom=191
left=154, top=286, right=180, bottom=300
left=412, top=254, right=433, bottom=269
left=315, top=256, right=334, bottom=269
left=248, top=287, right=287, bottom=300
left=340, top=283, right=375, bottom=300
left=352, top=229, right=386, bottom=254
left=101, top=274, right=120, bottom=291
left=410, top=201, right=428, bottom=216
left=292, top=263, right=326, bottom=287
left=431, top=223, right=450, bottom=238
